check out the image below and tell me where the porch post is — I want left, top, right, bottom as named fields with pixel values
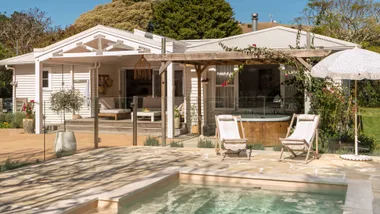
left=195, top=65, right=208, bottom=135
left=197, top=67, right=202, bottom=135
left=161, top=38, right=167, bottom=145
left=35, top=60, right=43, bottom=134
left=167, top=63, right=174, bottom=138
left=70, top=65, right=74, bottom=89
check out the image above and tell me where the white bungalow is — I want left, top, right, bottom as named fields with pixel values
left=0, top=24, right=358, bottom=138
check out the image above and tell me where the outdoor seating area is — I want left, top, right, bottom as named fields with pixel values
left=2, top=0, right=380, bottom=213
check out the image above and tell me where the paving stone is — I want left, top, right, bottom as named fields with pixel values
left=1, top=144, right=380, bottom=213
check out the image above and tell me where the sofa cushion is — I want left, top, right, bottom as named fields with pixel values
left=99, top=97, right=115, bottom=110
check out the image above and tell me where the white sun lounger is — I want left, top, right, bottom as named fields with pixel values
left=279, top=114, right=320, bottom=163
left=215, top=115, right=250, bottom=160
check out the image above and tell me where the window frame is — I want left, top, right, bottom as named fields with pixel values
left=214, top=65, right=238, bottom=110
left=42, top=68, right=52, bottom=91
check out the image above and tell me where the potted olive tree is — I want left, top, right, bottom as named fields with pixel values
left=50, top=89, right=83, bottom=156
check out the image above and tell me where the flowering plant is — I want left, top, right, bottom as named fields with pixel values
left=22, top=100, right=35, bottom=119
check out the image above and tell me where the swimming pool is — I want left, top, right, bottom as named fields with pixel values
left=122, top=183, right=344, bottom=214
left=57, top=168, right=371, bottom=214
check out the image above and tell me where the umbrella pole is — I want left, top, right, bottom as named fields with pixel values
left=355, top=80, right=358, bottom=156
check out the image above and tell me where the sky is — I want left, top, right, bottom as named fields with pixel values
left=1, top=0, right=310, bottom=27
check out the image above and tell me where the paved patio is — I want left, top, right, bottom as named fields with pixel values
left=0, top=129, right=179, bottom=163
left=0, top=143, right=380, bottom=213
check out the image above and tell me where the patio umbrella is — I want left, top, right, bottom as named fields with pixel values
left=311, top=47, right=380, bottom=161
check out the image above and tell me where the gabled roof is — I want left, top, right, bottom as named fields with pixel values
left=180, top=39, right=221, bottom=46
left=34, top=25, right=163, bottom=54
left=0, top=53, right=34, bottom=66
left=186, top=26, right=359, bottom=52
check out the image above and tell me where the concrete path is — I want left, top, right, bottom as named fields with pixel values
left=0, top=145, right=380, bottom=213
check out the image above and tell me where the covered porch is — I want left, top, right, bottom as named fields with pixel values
left=32, top=26, right=184, bottom=138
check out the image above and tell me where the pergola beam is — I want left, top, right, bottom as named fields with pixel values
left=144, top=49, right=331, bottom=63
left=296, top=57, right=313, bottom=71
left=159, top=61, right=172, bottom=75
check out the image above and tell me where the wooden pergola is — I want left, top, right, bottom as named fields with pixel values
left=144, top=49, right=331, bottom=135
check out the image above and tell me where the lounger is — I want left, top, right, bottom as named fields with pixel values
left=99, top=98, right=131, bottom=120
left=215, top=115, right=250, bottom=160
left=279, top=114, right=320, bottom=163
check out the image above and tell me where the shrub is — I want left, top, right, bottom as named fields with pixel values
left=144, top=136, right=160, bottom=146
left=197, top=139, right=214, bottom=148
left=0, top=122, right=11, bottom=128
left=0, top=113, right=5, bottom=123
left=170, top=141, right=184, bottom=148
left=0, top=112, right=26, bottom=128
left=12, top=112, right=26, bottom=128
left=0, top=157, right=30, bottom=172
left=248, top=143, right=265, bottom=150
left=273, top=145, right=282, bottom=151
left=4, top=113, right=14, bottom=124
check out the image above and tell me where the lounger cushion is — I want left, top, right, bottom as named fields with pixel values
left=99, top=98, right=115, bottom=110
left=99, top=109, right=130, bottom=114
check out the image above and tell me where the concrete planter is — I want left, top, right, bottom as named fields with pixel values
left=23, top=118, right=34, bottom=134
left=72, top=114, right=82, bottom=120
left=54, top=131, right=77, bottom=154
left=174, top=117, right=180, bottom=129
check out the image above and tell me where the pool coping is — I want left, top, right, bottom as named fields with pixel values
left=40, top=167, right=373, bottom=214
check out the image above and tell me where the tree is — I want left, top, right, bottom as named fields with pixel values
left=296, top=0, right=380, bottom=108
left=50, top=89, right=83, bottom=131
left=0, top=8, right=53, bottom=55
left=73, top=0, right=154, bottom=31
left=151, top=0, right=242, bottom=40
left=295, top=0, right=380, bottom=46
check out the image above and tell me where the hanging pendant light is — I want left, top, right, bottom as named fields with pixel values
left=134, top=56, right=151, bottom=80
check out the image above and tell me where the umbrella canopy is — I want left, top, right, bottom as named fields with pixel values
left=311, top=48, right=380, bottom=161
left=311, top=48, right=380, bottom=80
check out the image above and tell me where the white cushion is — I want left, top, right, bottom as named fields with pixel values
left=100, top=109, right=130, bottom=114
left=99, top=98, right=115, bottom=110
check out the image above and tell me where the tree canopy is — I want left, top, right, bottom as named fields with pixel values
left=295, top=0, right=380, bottom=48
left=73, top=0, right=154, bottom=31
left=150, top=0, right=242, bottom=40
left=296, top=0, right=380, bottom=108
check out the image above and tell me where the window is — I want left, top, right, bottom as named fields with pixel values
left=239, top=65, right=281, bottom=108
left=152, top=70, right=183, bottom=97
left=215, top=65, right=234, bottom=109
left=174, top=70, right=183, bottom=97
left=42, top=70, right=51, bottom=89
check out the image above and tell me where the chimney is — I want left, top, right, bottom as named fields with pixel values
left=252, top=13, right=259, bottom=32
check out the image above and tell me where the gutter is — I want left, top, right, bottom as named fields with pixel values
left=5, top=65, right=17, bottom=113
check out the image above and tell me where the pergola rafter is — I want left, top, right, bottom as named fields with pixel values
left=149, top=49, right=331, bottom=136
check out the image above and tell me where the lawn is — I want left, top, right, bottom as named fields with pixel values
left=360, top=107, right=380, bottom=148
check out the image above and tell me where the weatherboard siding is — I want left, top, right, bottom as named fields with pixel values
left=14, top=64, right=91, bottom=125
left=184, top=66, right=204, bottom=127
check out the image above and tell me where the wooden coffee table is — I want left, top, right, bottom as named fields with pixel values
left=131, top=111, right=161, bottom=122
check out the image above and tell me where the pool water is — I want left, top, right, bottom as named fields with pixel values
left=122, top=184, right=345, bottom=214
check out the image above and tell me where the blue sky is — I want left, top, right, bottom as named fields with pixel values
left=1, top=0, right=309, bottom=27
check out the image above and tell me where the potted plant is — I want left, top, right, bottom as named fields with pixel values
left=174, top=105, right=181, bottom=129
left=22, top=100, right=35, bottom=134
left=190, top=104, right=198, bottom=134
left=50, top=89, right=84, bottom=156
